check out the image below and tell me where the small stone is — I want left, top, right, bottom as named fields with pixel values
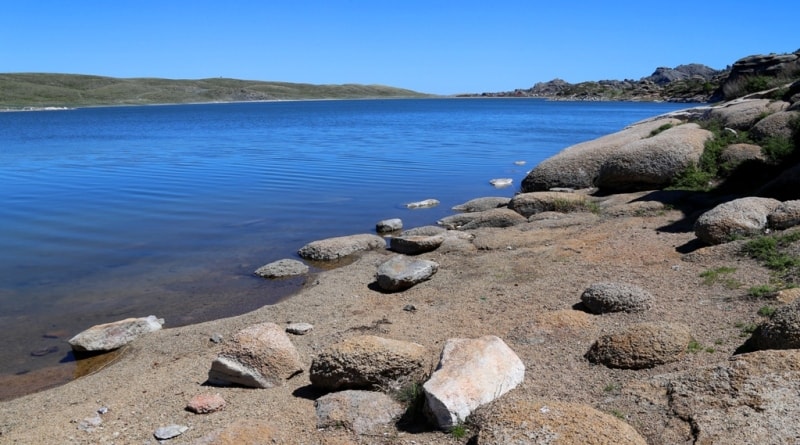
left=97, top=406, right=109, bottom=415
left=77, top=414, right=102, bottom=432
left=286, top=322, right=313, bottom=335
left=187, top=393, right=226, bottom=414
left=210, top=333, right=224, bottom=344
left=376, top=218, right=403, bottom=233
left=154, top=424, right=189, bottom=440
left=406, top=199, right=440, bottom=209
left=30, top=345, right=59, bottom=357
left=489, top=178, right=513, bottom=188
left=403, top=304, right=417, bottom=312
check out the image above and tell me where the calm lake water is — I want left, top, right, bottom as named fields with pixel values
left=0, top=98, right=688, bottom=396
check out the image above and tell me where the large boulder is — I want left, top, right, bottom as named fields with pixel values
left=314, top=390, right=404, bottom=435
left=595, top=123, right=712, bottom=191
left=375, top=255, right=439, bottom=292
left=208, top=322, right=303, bottom=388
left=309, top=335, right=429, bottom=391
left=580, top=282, right=652, bottom=314
left=701, top=99, right=789, bottom=130
left=473, top=399, right=647, bottom=445
left=521, top=118, right=682, bottom=191
left=750, top=110, right=800, bottom=141
left=719, top=143, right=765, bottom=167
left=635, top=349, right=800, bottom=444
left=694, top=197, right=782, bottom=245
left=68, top=315, right=164, bottom=352
left=423, top=336, right=525, bottom=430
left=508, top=191, right=593, bottom=218
left=585, top=322, right=692, bottom=369
left=298, top=234, right=386, bottom=261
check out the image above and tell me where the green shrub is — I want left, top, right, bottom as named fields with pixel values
left=649, top=123, right=674, bottom=137
left=758, top=305, right=777, bottom=317
left=748, top=284, right=778, bottom=298
left=762, top=136, right=795, bottom=163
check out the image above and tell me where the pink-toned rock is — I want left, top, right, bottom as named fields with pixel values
left=187, top=393, right=226, bottom=414
left=423, top=335, right=525, bottom=429
left=208, top=322, right=304, bottom=388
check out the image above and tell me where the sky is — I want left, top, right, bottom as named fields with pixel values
left=1, top=1, right=798, bottom=95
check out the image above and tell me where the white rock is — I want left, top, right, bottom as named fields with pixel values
left=286, top=322, right=313, bottom=335
left=68, top=315, right=164, bottom=352
left=154, top=424, right=188, bottom=440
left=376, top=218, right=403, bottom=233
left=254, top=259, right=309, bottom=278
left=489, top=178, right=513, bottom=187
left=423, top=335, right=525, bottom=429
left=406, top=198, right=440, bottom=209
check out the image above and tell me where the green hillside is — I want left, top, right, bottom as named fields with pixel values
left=0, top=73, right=430, bottom=108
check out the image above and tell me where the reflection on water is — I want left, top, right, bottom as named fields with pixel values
left=0, top=98, right=688, bottom=398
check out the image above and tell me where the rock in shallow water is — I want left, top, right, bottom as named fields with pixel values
left=254, top=258, right=309, bottom=278
left=68, top=315, right=164, bottom=352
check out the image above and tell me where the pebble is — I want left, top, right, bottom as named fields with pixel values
left=187, top=393, right=226, bottom=414
left=210, top=333, right=223, bottom=344
left=286, top=322, right=313, bottom=335
left=154, top=424, right=189, bottom=440
left=403, top=304, right=417, bottom=312
left=77, top=414, right=102, bottom=432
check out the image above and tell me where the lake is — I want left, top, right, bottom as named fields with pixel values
left=0, top=98, right=688, bottom=398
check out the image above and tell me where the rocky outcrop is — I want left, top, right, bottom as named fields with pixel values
left=458, top=208, right=528, bottom=229
left=580, top=282, right=652, bottom=314
left=694, top=197, right=782, bottom=245
left=595, top=123, right=712, bottom=191
left=375, top=218, right=403, bottom=233
left=297, top=234, right=386, bottom=261
left=473, top=399, right=647, bottom=445
left=375, top=255, right=439, bottom=292
left=636, top=349, right=800, bottom=444
left=208, top=322, right=303, bottom=388
left=585, top=322, right=692, bottom=369
left=701, top=98, right=789, bottom=130
left=750, top=110, right=800, bottom=141
left=309, top=335, right=429, bottom=391
left=521, top=118, right=681, bottom=191
left=423, top=336, right=524, bottom=429
left=713, top=51, right=800, bottom=101
left=68, top=315, right=164, bottom=352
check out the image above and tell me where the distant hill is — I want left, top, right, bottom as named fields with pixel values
left=0, top=73, right=430, bottom=109
left=465, top=50, right=800, bottom=103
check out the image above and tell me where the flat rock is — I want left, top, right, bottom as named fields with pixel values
left=68, top=315, right=164, bottom=352
left=580, top=282, right=652, bottom=314
left=309, top=335, right=429, bottom=391
left=389, top=234, right=445, bottom=254
left=702, top=98, right=789, bottom=130
left=585, top=322, right=692, bottom=369
left=298, top=233, right=386, bottom=261
left=489, top=178, right=513, bottom=187
left=400, top=225, right=447, bottom=236
left=285, top=322, right=313, bottom=335
left=423, top=335, right=525, bottom=429
left=473, top=399, right=647, bottom=445
left=208, top=322, right=303, bottom=388
left=451, top=196, right=510, bottom=212
left=405, top=198, right=440, bottom=209
left=437, top=212, right=480, bottom=229
left=509, top=191, right=593, bottom=217
left=375, top=255, right=439, bottom=292
left=694, top=197, right=782, bottom=245
left=635, top=349, right=800, bottom=444
left=459, top=208, right=527, bottom=230
left=253, top=258, right=309, bottom=278
left=154, top=424, right=188, bottom=440
left=187, top=393, right=226, bottom=414
left=315, top=390, right=404, bottom=434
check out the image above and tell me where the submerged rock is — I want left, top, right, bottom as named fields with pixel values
left=298, top=234, right=386, bottom=261
left=254, top=258, right=308, bottom=278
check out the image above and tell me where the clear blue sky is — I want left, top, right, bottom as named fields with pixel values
left=1, top=1, right=797, bottom=95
